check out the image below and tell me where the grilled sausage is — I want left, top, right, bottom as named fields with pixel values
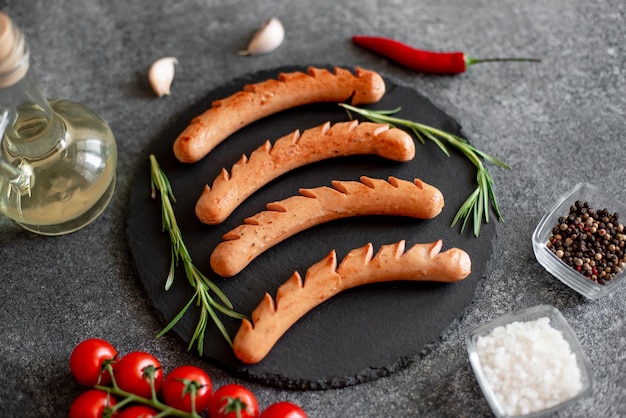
left=173, top=67, right=386, bottom=162
left=196, top=120, right=415, bottom=224
left=233, top=239, right=471, bottom=364
left=210, top=176, right=444, bottom=277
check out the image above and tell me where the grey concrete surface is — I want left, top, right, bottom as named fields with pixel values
left=0, top=0, right=624, bottom=416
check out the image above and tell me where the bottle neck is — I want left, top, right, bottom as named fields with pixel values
left=2, top=69, right=54, bottom=143
left=0, top=12, right=57, bottom=159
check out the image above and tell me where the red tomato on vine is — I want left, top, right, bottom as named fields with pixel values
left=260, top=402, right=307, bottom=418
left=208, top=384, right=259, bottom=418
left=69, top=338, right=117, bottom=386
left=113, top=351, right=163, bottom=398
left=117, top=405, right=158, bottom=418
left=162, top=365, right=213, bottom=413
left=69, top=389, right=117, bottom=418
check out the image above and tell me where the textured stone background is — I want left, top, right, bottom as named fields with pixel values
left=0, top=0, right=624, bottom=416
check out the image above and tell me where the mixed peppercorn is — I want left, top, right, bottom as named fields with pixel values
left=547, top=200, right=626, bottom=285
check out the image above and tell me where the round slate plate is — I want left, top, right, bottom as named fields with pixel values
left=127, top=66, right=496, bottom=390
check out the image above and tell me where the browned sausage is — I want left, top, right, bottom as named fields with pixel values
left=173, top=67, right=386, bottom=163
left=233, top=239, right=471, bottom=364
left=210, top=177, right=444, bottom=277
left=196, top=120, right=415, bottom=224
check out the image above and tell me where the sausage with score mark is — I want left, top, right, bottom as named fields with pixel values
left=196, top=120, right=415, bottom=224
left=233, top=239, right=471, bottom=364
left=210, top=176, right=445, bottom=277
left=173, top=67, right=386, bottom=163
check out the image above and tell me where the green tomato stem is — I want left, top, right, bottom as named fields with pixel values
left=95, top=364, right=201, bottom=418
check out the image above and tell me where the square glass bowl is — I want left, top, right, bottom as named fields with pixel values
left=532, top=182, right=626, bottom=299
left=466, top=305, right=593, bottom=418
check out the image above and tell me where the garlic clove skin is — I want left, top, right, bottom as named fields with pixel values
left=239, top=18, right=285, bottom=56
left=149, top=57, right=178, bottom=97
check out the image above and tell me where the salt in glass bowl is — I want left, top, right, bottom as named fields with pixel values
left=466, top=305, right=593, bottom=418
left=532, top=182, right=626, bottom=299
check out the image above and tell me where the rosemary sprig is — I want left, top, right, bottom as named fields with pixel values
left=149, top=154, right=246, bottom=354
left=340, top=104, right=510, bottom=237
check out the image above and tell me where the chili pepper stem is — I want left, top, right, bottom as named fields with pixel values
left=465, top=56, right=541, bottom=66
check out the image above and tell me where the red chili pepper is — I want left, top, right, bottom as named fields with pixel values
left=352, top=35, right=540, bottom=75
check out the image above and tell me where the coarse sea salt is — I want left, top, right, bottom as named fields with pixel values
left=475, top=317, right=583, bottom=416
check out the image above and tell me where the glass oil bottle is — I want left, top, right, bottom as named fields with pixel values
left=0, top=12, right=117, bottom=235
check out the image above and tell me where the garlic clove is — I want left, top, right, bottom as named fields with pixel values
left=149, top=57, right=178, bottom=97
left=239, top=18, right=285, bottom=56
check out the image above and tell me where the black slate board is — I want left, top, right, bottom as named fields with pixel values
left=127, top=66, right=496, bottom=390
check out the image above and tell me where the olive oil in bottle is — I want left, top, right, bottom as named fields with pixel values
left=0, top=12, right=117, bottom=235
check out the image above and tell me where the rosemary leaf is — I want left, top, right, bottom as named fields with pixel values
left=156, top=291, right=196, bottom=338
left=149, top=154, right=246, bottom=354
left=340, top=104, right=509, bottom=237
left=165, top=248, right=176, bottom=291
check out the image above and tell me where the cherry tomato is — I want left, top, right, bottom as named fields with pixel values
left=70, top=338, right=118, bottom=386
left=163, top=365, right=213, bottom=413
left=69, top=389, right=117, bottom=418
left=117, top=405, right=158, bottom=418
left=260, top=402, right=307, bottom=418
left=113, top=351, right=163, bottom=398
left=208, top=384, right=259, bottom=418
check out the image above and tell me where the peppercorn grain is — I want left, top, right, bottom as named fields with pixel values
left=546, top=201, right=626, bottom=285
